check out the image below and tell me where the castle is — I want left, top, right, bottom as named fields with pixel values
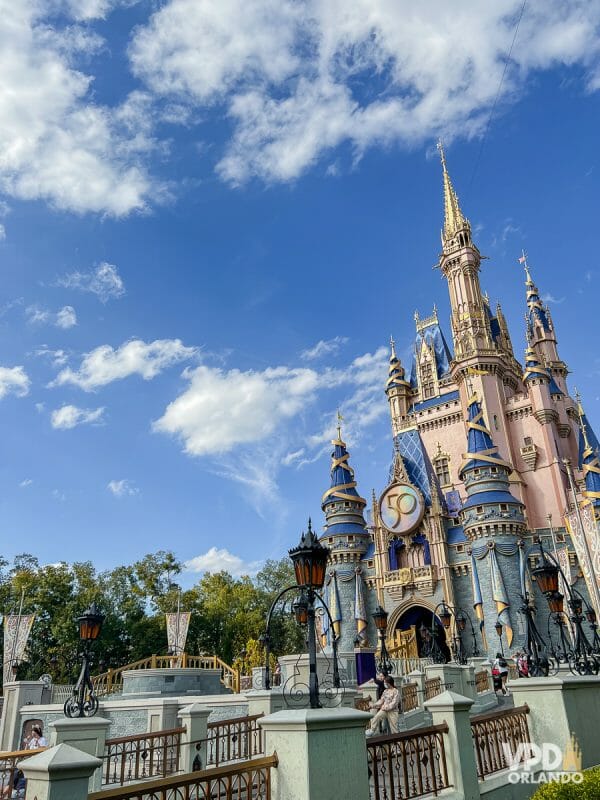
left=318, top=145, right=600, bottom=662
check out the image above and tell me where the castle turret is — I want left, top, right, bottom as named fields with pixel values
left=523, top=256, right=568, bottom=392
left=578, top=396, right=600, bottom=519
left=386, top=336, right=411, bottom=435
left=458, top=394, right=526, bottom=541
left=320, top=422, right=372, bottom=651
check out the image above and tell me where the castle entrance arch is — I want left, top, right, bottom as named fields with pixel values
left=394, top=605, right=450, bottom=662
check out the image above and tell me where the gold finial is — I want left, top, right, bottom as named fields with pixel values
left=575, top=389, right=592, bottom=453
left=437, top=140, right=469, bottom=243
left=336, top=409, right=344, bottom=441
left=520, top=250, right=533, bottom=284
left=390, top=335, right=397, bottom=359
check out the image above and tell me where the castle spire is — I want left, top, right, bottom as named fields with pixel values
left=438, top=140, right=471, bottom=247
left=523, top=256, right=551, bottom=340
left=577, top=392, right=600, bottom=518
left=386, top=335, right=411, bottom=436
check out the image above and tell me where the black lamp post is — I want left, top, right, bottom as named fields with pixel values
left=494, top=620, right=504, bottom=658
left=372, top=605, right=393, bottom=675
left=428, top=603, right=478, bottom=664
left=64, top=602, right=104, bottom=718
left=263, top=520, right=340, bottom=709
left=531, top=539, right=600, bottom=675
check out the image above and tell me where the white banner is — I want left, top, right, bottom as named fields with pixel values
left=3, top=614, right=35, bottom=685
left=565, top=505, right=600, bottom=615
left=165, top=612, right=191, bottom=662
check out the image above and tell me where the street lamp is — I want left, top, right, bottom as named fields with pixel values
left=372, top=605, right=393, bottom=675
left=263, top=520, right=340, bottom=709
left=494, top=620, right=504, bottom=658
left=64, top=602, right=104, bottom=718
left=427, top=603, right=479, bottom=665
left=532, top=539, right=599, bottom=675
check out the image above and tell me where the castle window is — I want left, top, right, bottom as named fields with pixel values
left=493, top=414, right=499, bottom=430
left=344, top=502, right=350, bottom=507
left=435, top=456, right=451, bottom=486
left=500, top=504, right=508, bottom=511
left=476, top=506, right=483, bottom=514
left=524, top=436, right=533, bottom=446
left=456, top=545, right=464, bottom=553
left=347, top=536, right=354, bottom=542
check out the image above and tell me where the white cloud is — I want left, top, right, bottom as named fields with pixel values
left=26, top=304, right=77, bottom=328
left=0, top=5, right=153, bottom=215
left=107, top=478, right=139, bottom=497
left=56, top=306, right=77, bottom=329
left=130, top=0, right=600, bottom=185
left=34, top=346, right=69, bottom=367
left=0, top=366, right=30, bottom=399
left=541, top=293, right=565, bottom=304
left=19, top=478, right=33, bottom=488
left=184, top=547, right=263, bottom=577
left=281, top=448, right=305, bottom=466
left=301, top=336, right=348, bottom=361
left=51, top=338, right=197, bottom=391
left=56, top=262, right=125, bottom=303
left=154, top=364, right=320, bottom=456
left=51, top=404, right=105, bottom=429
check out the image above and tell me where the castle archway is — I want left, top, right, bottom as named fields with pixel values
left=394, top=604, right=451, bottom=661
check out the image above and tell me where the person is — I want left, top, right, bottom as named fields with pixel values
left=516, top=651, right=529, bottom=678
left=27, top=725, right=47, bottom=749
left=1, top=768, right=26, bottom=798
left=373, top=671, right=385, bottom=701
left=366, top=675, right=400, bottom=736
left=492, top=653, right=509, bottom=695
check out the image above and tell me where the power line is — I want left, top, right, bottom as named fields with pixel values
left=467, top=0, right=527, bottom=195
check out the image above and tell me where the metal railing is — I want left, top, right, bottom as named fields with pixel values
left=0, top=747, right=46, bottom=795
left=92, top=654, right=240, bottom=696
left=51, top=684, right=76, bottom=704
left=474, top=670, right=490, bottom=694
left=197, top=714, right=264, bottom=769
left=102, top=727, right=184, bottom=786
left=88, top=754, right=278, bottom=800
left=424, top=677, right=442, bottom=700
left=401, top=682, right=418, bottom=712
left=367, top=724, right=450, bottom=799
left=471, top=704, right=531, bottom=779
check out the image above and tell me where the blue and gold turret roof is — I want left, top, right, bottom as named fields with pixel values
left=577, top=396, right=600, bottom=515
left=524, top=262, right=551, bottom=338
left=459, top=394, right=514, bottom=478
left=321, top=422, right=368, bottom=536
left=459, top=394, right=523, bottom=511
left=386, top=337, right=410, bottom=392
left=523, top=346, right=550, bottom=383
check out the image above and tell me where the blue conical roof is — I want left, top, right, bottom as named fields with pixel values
left=523, top=347, right=550, bottom=383
left=321, top=435, right=368, bottom=537
left=525, top=267, right=551, bottom=339
left=459, top=395, right=513, bottom=478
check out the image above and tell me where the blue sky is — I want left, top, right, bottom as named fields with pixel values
left=1, top=1, right=600, bottom=582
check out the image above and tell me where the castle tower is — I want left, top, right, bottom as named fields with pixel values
left=437, top=143, right=494, bottom=361
left=386, top=336, right=411, bottom=435
left=320, top=421, right=373, bottom=652
left=578, top=396, right=600, bottom=519
left=523, top=258, right=568, bottom=393
left=458, top=393, right=526, bottom=541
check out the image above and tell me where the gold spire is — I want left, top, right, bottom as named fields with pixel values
left=438, top=140, right=470, bottom=244
left=520, top=250, right=533, bottom=285
left=575, top=389, right=593, bottom=455
left=336, top=408, right=344, bottom=442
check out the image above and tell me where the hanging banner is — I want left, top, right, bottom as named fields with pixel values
left=165, top=612, right=191, bottom=661
left=565, top=505, right=600, bottom=615
left=3, top=614, right=35, bottom=685
left=354, top=570, right=368, bottom=643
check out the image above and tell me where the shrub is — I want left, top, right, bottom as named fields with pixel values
left=531, top=767, right=600, bottom=800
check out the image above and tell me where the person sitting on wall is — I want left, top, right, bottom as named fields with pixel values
left=366, top=676, right=400, bottom=737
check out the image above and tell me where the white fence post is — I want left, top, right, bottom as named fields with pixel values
left=178, top=703, right=211, bottom=773
left=20, top=743, right=100, bottom=800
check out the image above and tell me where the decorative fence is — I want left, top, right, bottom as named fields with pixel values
left=367, top=724, right=451, bottom=800
left=424, top=677, right=442, bottom=701
left=102, top=727, right=184, bottom=786
left=89, top=755, right=278, bottom=800
left=474, top=670, right=490, bottom=694
left=471, top=704, right=531, bottom=779
left=51, top=683, right=76, bottom=704
left=0, top=746, right=45, bottom=795
left=401, top=682, right=418, bottom=712
left=202, top=714, right=265, bottom=768
left=92, top=655, right=239, bottom=696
